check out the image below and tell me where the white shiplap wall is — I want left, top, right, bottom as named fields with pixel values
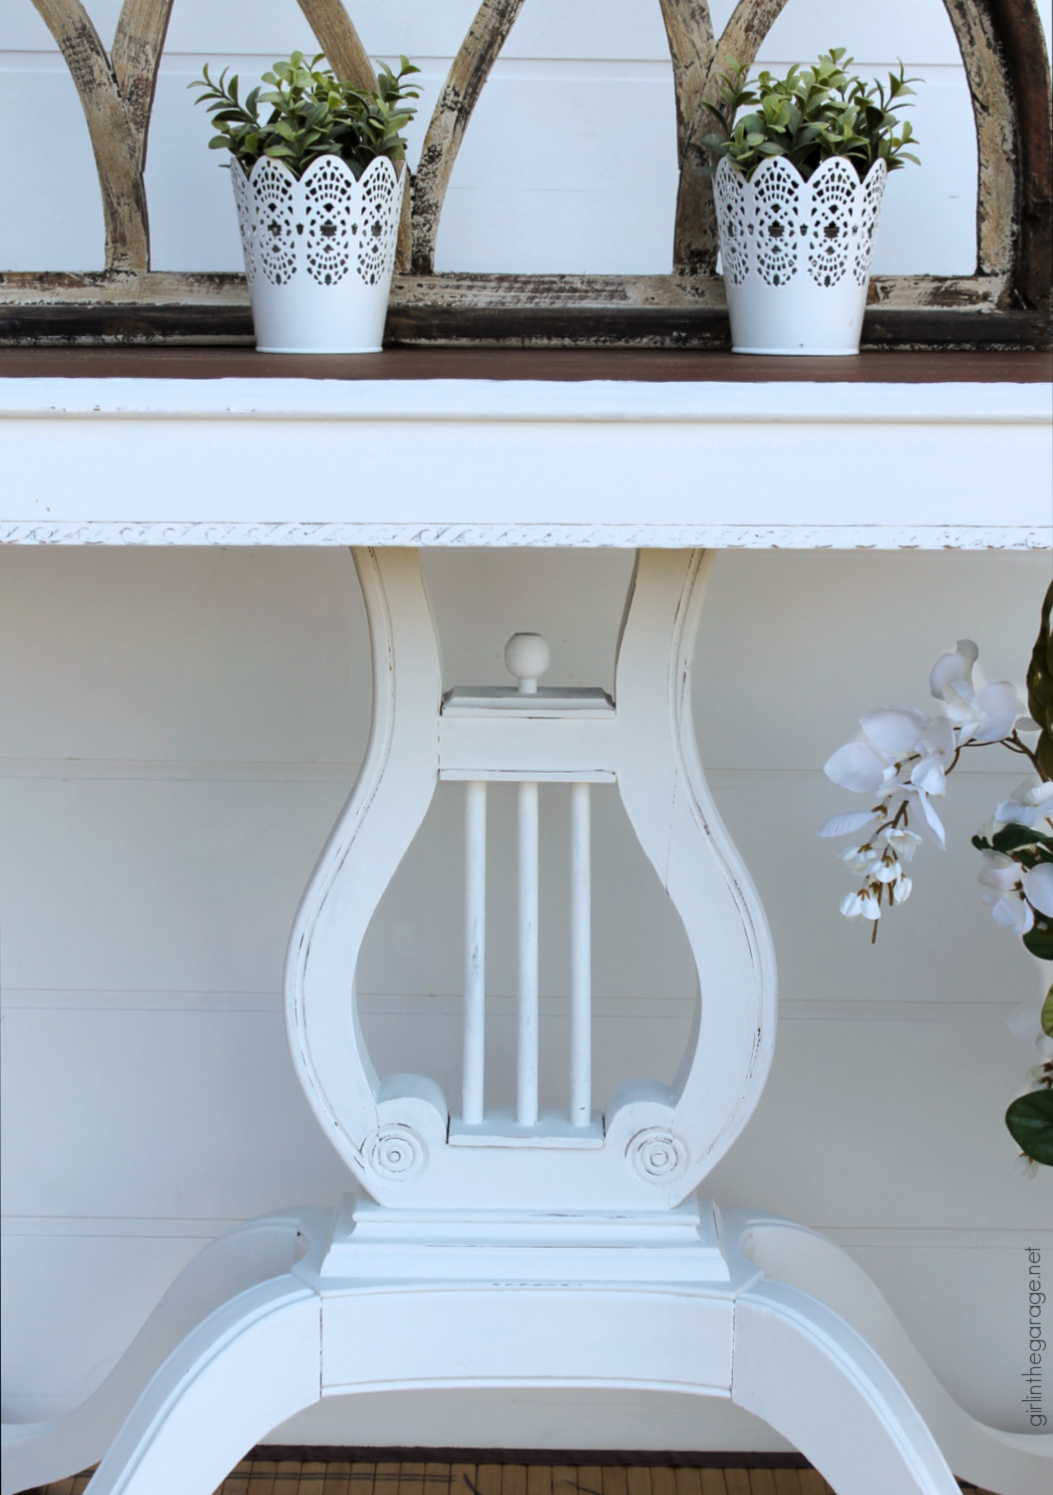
left=2, top=0, right=1053, bottom=1459
left=5, top=0, right=1052, bottom=276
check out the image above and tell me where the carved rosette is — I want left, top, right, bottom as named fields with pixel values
left=628, top=1128, right=690, bottom=1184
left=367, top=1127, right=427, bottom=1183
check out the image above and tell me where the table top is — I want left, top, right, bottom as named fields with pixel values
left=2, top=348, right=1049, bottom=550
left=1, top=347, right=1050, bottom=384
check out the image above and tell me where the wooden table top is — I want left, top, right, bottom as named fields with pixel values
left=1, top=346, right=1050, bottom=384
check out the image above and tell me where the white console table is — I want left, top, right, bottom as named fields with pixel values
left=2, top=348, right=1051, bottom=1495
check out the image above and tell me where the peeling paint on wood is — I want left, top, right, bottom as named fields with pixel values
left=673, top=0, right=791, bottom=275
left=0, top=270, right=1015, bottom=314
left=292, top=2, right=416, bottom=269
left=942, top=0, right=1017, bottom=283
left=410, top=0, right=528, bottom=275
left=30, top=0, right=174, bottom=273
left=989, top=0, right=1053, bottom=310
left=296, top=0, right=376, bottom=91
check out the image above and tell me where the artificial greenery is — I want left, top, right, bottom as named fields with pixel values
left=1027, top=576, right=1053, bottom=781
left=1006, top=1088, right=1053, bottom=1169
left=189, top=52, right=420, bottom=180
left=964, top=581, right=1053, bottom=1169
left=700, top=48, right=920, bottom=182
left=998, top=581, right=1053, bottom=1167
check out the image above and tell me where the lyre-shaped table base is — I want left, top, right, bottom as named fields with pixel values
left=3, top=550, right=1046, bottom=1495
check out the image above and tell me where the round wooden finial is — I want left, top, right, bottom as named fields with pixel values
left=504, top=632, right=551, bottom=695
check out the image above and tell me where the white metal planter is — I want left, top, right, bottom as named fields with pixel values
left=231, top=154, right=404, bottom=353
left=713, top=155, right=887, bottom=355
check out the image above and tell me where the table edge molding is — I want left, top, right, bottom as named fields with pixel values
left=3, top=521, right=1049, bottom=550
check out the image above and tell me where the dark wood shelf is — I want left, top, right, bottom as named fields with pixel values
left=1, top=346, right=1050, bottom=384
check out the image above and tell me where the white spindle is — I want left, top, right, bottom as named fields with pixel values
left=517, top=779, right=540, bottom=1126
left=569, top=780, right=592, bottom=1125
left=463, top=780, right=487, bottom=1125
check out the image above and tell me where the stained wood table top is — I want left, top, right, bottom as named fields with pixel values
left=0, top=346, right=1050, bottom=384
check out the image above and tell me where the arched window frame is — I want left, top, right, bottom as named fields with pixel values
left=5, top=0, right=1051, bottom=349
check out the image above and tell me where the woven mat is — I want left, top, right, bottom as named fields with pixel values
left=31, top=1460, right=999, bottom=1495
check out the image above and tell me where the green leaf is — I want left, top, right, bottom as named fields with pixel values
left=191, top=49, right=421, bottom=178
left=1042, top=984, right=1053, bottom=1038
left=1027, top=582, right=1053, bottom=780
left=992, top=823, right=1053, bottom=854
left=1005, top=1090, right=1053, bottom=1167
left=1023, top=924, right=1053, bottom=961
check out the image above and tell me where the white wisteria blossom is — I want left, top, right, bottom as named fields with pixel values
left=820, top=639, right=1042, bottom=942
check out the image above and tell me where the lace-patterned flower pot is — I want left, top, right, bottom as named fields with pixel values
left=231, top=154, right=404, bottom=353
left=713, top=155, right=887, bottom=355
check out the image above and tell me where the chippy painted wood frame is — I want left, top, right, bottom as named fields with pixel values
left=3, top=0, right=1051, bottom=347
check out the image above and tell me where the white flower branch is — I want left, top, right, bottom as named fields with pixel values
left=820, top=639, right=1047, bottom=943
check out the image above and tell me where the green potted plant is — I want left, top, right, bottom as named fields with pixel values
left=701, top=50, right=920, bottom=355
left=191, top=52, right=420, bottom=353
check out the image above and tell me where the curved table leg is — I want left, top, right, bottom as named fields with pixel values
left=1, top=1211, right=327, bottom=1495
left=11, top=1203, right=1049, bottom=1495
left=729, top=1213, right=1053, bottom=1495
left=733, top=1277, right=960, bottom=1495
left=85, top=1276, right=320, bottom=1495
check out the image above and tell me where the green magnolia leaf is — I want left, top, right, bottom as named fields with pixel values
left=1042, top=984, right=1053, bottom=1038
left=1027, top=581, right=1053, bottom=781
left=1006, top=1091, right=1053, bottom=1167
left=1023, top=924, right=1053, bottom=961
left=992, top=824, right=1053, bottom=854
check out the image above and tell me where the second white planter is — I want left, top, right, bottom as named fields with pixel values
left=231, top=153, right=404, bottom=353
left=713, top=154, right=887, bottom=355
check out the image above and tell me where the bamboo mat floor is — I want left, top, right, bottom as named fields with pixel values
left=30, top=1459, right=1003, bottom=1495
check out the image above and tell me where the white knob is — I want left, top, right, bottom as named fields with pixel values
left=504, top=633, right=551, bottom=695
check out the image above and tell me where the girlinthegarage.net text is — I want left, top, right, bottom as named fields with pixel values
left=1025, top=1247, right=1046, bottom=1428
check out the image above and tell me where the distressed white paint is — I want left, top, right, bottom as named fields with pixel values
left=12, top=1202, right=1048, bottom=1495
left=280, top=548, right=776, bottom=1209
left=2, top=529, right=1053, bottom=1495
left=516, top=778, right=541, bottom=1127
left=1, top=379, right=1049, bottom=547
left=5, top=539, right=1042, bottom=1493
left=569, top=781, right=592, bottom=1127
left=462, top=780, right=487, bottom=1126
left=2, top=545, right=1052, bottom=1449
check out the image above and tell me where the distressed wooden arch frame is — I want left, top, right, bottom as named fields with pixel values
left=3, top=0, right=1050, bottom=347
